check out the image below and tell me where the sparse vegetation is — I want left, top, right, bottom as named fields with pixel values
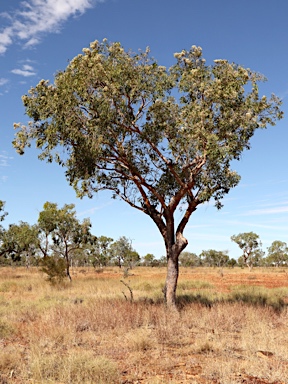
left=0, top=266, right=287, bottom=383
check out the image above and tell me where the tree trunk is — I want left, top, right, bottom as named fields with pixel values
left=164, top=255, right=179, bottom=308
left=65, top=255, right=72, bottom=281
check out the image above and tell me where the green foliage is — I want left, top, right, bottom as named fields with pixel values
left=89, top=235, right=114, bottom=267
left=199, top=249, right=229, bottom=267
left=14, top=39, right=282, bottom=223
left=13, top=39, right=283, bottom=305
left=179, top=251, right=200, bottom=267
left=229, top=286, right=286, bottom=311
left=110, top=236, right=139, bottom=268
left=38, top=201, right=96, bottom=280
left=231, top=232, right=264, bottom=269
left=142, top=253, right=156, bottom=266
left=0, top=221, right=39, bottom=263
left=227, top=257, right=237, bottom=268
left=40, top=256, right=67, bottom=285
left=266, top=240, right=288, bottom=266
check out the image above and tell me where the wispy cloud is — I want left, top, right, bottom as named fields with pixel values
left=242, top=205, right=288, bottom=216
left=78, top=201, right=113, bottom=216
left=0, top=0, right=98, bottom=54
left=0, top=78, right=9, bottom=86
left=11, top=62, right=36, bottom=77
left=0, top=154, right=13, bottom=167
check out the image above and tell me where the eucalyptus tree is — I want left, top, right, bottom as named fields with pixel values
left=179, top=251, right=200, bottom=267
left=110, top=236, right=139, bottom=269
left=37, top=201, right=59, bottom=258
left=199, top=249, right=229, bottom=267
left=266, top=240, right=288, bottom=267
left=39, top=202, right=95, bottom=280
left=0, top=221, right=39, bottom=266
left=88, top=235, right=114, bottom=267
left=231, top=232, right=263, bottom=270
left=142, top=253, right=156, bottom=267
left=13, top=39, right=283, bottom=307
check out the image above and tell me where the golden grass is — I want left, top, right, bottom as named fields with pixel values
left=0, top=266, right=287, bottom=383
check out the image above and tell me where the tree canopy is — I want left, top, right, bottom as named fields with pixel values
left=231, top=232, right=263, bottom=270
left=13, top=39, right=283, bottom=307
left=0, top=221, right=38, bottom=264
left=266, top=240, right=288, bottom=267
left=38, top=202, right=95, bottom=280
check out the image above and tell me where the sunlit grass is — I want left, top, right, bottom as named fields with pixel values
left=0, top=266, right=288, bottom=383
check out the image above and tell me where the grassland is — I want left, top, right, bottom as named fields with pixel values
left=0, top=266, right=288, bottom=383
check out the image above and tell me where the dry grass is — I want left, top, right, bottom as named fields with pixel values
left=0, top=266, right=288, bottom=383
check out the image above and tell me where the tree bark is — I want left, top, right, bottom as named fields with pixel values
left=164, top=254, right=179, bottom=308
left=65, top=254, right=72, bottom=281
left=164, top=233, right=188, bottom=309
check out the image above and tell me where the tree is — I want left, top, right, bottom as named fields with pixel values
left=38, top=202, right=95, bottom=280
left=110, top=236, right=139, bottom=269
left=227, top=258, right=237, bottom=268
left=142, top=253, right=156, bottom=266
left=199, top=249, right=229, bottom=267
left=266, top=240, right=288, bottom=267
left=0, top=221, right=39, bottom=266
left=231, top=232, right=263, bottom=270
left=179, top=251, right=200, bottom=267
left=89, top=235, right=114, bottom=267
left=13, top=39, right=283, bottom=307
left=37, top=201, right=59, bottom=258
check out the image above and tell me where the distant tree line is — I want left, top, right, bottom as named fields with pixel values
left=179, top=232, right=288, bottom=269
left=0, top=201, right=287, bottom=273
left=0, top=201, right=141, bottom=277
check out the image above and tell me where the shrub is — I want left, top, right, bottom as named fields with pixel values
left=40, top=256, right=67, bottom=285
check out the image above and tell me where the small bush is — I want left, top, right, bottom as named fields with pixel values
left=40, top=256, right=67, bottom=285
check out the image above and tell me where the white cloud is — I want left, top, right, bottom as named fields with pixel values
left=0, top=154, right=13, bottom=167
left=11, top=66, right=36, bottom=77
left=11, top=69, right=34, bottom=76
left=0, top=0, right=98, bottom=54
left=22, top=64, right=34, bottom=71
left=0, top=78, right=9, bottom=86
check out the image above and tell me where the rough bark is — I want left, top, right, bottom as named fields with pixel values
left=164, top=233, right=188, bottom=309
left=164, top=255, right=179, bottom=308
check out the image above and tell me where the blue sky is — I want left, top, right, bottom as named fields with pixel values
left=0, top=0, right=288, bottom=259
